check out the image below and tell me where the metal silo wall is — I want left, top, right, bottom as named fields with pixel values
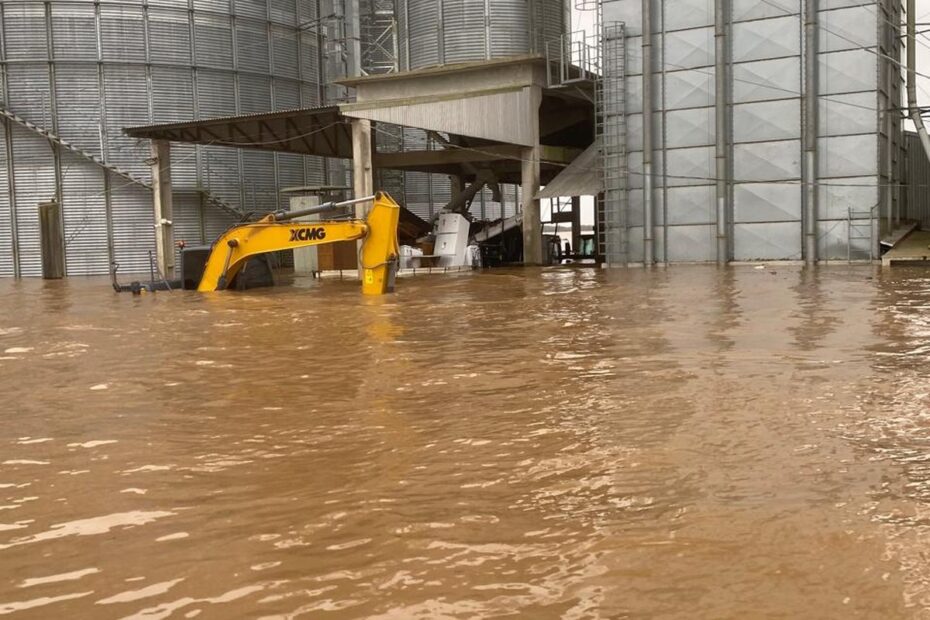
left=603, top=0, right=900, bottom=262
left=402, top=0, right=564, bottom=70
left=0, top=0, right=325, bottom=277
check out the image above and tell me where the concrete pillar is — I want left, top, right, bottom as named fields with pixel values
left=522, top=85, right=543, bottom=265
left=151, top=139, right=175, bottom=279
left=521, top=146, right=542, bottom=264
left=351, top=118, right=374, bottom=271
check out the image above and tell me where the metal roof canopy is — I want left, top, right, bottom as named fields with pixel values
left=124, top=105, right=353, bottom=159
left=536, top=143, right=601, bottom=199
left=123, top=56, right=594, bottom=185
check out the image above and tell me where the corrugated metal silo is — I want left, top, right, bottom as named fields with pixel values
left=0, top=0, right=326, bottom=277
left=400, top=0, right=566, bottom=70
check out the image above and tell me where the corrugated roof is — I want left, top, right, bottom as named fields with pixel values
left=536, top=143, right=600, bottom=199
left=123, top=105, right=353, bottom=159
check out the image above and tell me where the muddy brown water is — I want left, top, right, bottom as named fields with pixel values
left=1, top=266, right=929, bottom=619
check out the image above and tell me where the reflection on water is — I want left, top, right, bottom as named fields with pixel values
left=0, top=266, right=929, bottom=618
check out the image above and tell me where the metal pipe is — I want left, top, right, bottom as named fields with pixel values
left=803, top=0, right=819, bottom=265
left=642, top=0, right=654, bottom=265
left=714, top=0, right=729, bottom=265
left=273, top=195, right=377, bottom=221
left=907, top=0, right=930, bottom=170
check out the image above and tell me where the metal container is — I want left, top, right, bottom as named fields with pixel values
left=400, top=0, right=566, bottom=70
left=0, top=0, right=326, bottom=277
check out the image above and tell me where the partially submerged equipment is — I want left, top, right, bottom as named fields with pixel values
left=114, top=192, right=402, bottom=296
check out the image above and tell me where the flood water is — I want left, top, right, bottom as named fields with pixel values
left=1, top=265, right=929, bottom=619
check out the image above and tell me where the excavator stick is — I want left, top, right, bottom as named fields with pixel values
left=196, top=192, right=401, bottom=295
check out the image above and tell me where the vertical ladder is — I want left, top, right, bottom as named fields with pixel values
left=597, top=21, right=628, bottom=266
left=847, top=206, right=876, bottom=262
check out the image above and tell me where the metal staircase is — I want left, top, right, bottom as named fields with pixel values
left=0, top=105, right=151, bottom=190
left=1, top=105, right=244, bottom=220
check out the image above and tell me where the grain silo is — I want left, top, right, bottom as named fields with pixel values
left=0, top=0, right=326, bottom=277
left=599, top=0, right=905, bottom=264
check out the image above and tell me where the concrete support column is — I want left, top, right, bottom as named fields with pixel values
left=521, top=146, right=542, bottom=265
left=522, top=85, right=543, bottom=265
left=351, top=118, right=374, bottom=215
left=151, top=139, right=175, bottom=279
left=351, top=118, right=374, bottom=272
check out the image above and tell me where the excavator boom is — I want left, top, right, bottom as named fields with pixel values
left=197, top=191, right=401, bottom=295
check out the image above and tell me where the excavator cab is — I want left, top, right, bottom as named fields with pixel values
left=190, top=191, right=401, bottom=295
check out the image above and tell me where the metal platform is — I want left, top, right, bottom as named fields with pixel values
left=882, top=230, right=930, bottom=266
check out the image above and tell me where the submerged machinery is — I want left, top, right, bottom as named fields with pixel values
left=113, top=193, right=402, bottom=296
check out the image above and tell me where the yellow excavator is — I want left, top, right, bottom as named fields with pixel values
left=112, top=192, right=401, bottom=296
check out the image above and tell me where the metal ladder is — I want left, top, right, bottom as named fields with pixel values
left=847, top=206, right=876, bottom=262
left=596, top=21, right=628, bottom=266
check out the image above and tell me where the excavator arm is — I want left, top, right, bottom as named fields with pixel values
left=197, top=191, right=401, bottom=295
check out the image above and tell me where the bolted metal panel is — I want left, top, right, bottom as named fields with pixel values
left=665, top=185, right=715, bottom=225
left=54, top=64, right=103, bottom=157
left=732, top=183, right=802, bottom=223
left=239, top=75, right=273, bottom=114
left=61, top=151, right=109, bottom=276
left=50, top=3, right=97, bottom=61
left=103, top=65, right=151, bottom=178
left=732, top=0, right=800, bottom=22
left=733, top=100, right=801, bottom=142
left=818, top=135, right=878, bottom=178
left=733, top=140, right=802, bottom=182
left=731, top=16, right=800, bottom=63
left=817, top=176, right=878, bottom=221
left=99, top=4, right=146, bottom=62
left=818, top=92, right=876, bottom=137
left=665, top=146, right=714, bottom=188
left=148, top=8, right=193, bottom=66
left=664, top=69, right=714, bottom=109
left=819, top=5, right=876, bottom=53
left=819, top=49, right=876, bottom=95
left=666, top=224, right=716, bottom=261
left=665, top=107, right=715, bottom=149
left=404, top=0, right=565, bottom=70
left=733, top=222, right=802, bottom=260
left=664, top=0, right=713, bottom=31
left=110, top=183, right=156, bottom=275
left=731, top=57, right=800, bottom=103
left=664, top=28, right=714, bottom=70
left=3, top=3, right=47, bottom=61
left=237, top=19, right=271, bottom=74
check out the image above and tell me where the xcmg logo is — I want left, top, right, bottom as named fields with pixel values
left=289, top=227, right=327, bottom=242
